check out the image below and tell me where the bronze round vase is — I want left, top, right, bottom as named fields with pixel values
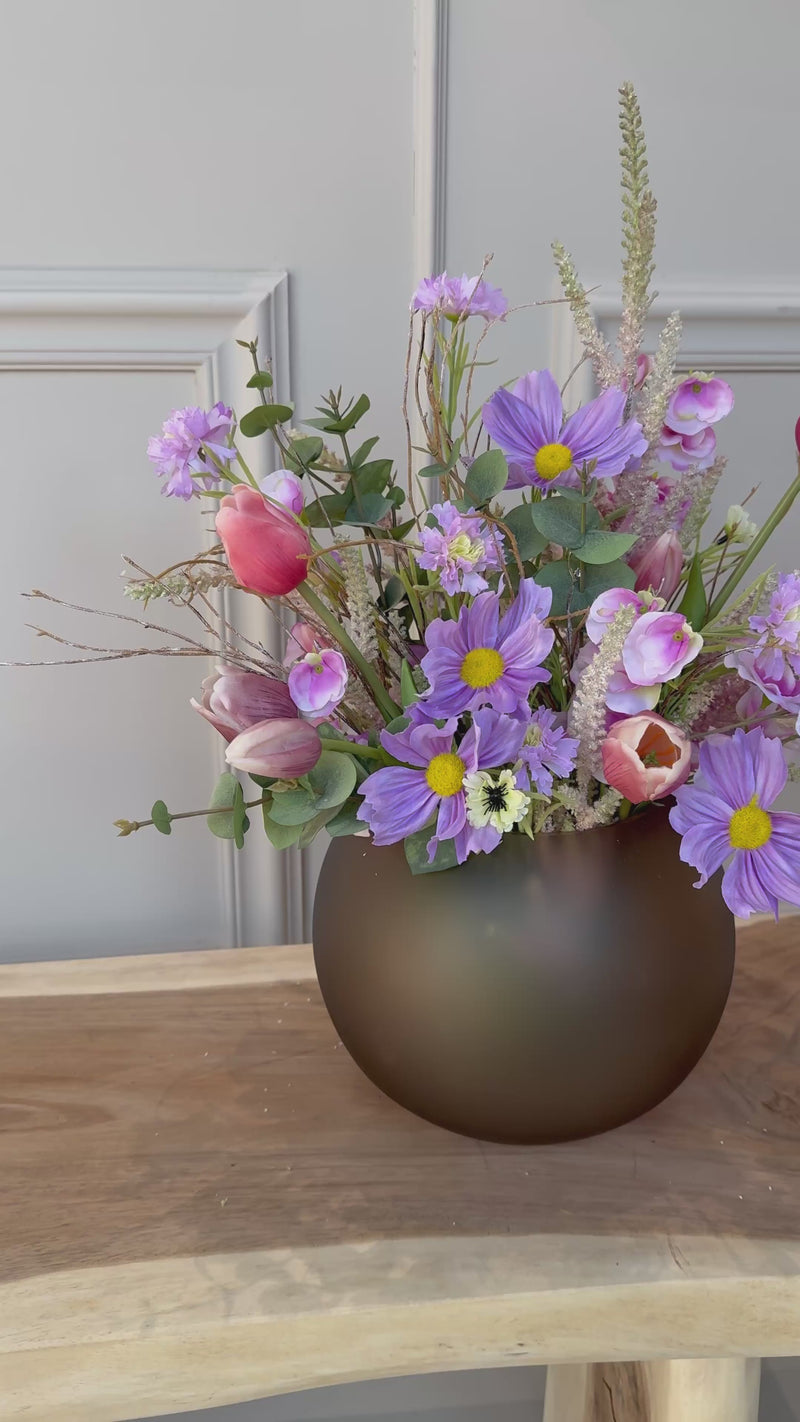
left=312, top=807, right=735, bottom=1144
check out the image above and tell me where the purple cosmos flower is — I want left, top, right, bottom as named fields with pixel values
left=481, top=369, right=648, bottom=492
left=518, top=707, right=579, bottom=795
left=358, top=708, right=526, bottom=863
left=288, top=649, right=348, bottom=723
left=659, top=424, right=717, bottom=472
left=259, top=468, right=304, bottom=515
left=665, top=374, right=734, bottom=436
left=147, top=403, right=235, bottom=500
left=622, top=611, right=704, bottom=686
left=412, top=272, right=507, bottom=320
left=418, top=501, right=505, bottom=595
left=669, top=728, right=800, bottom=917
left=419, top=578, right=554, bottom=718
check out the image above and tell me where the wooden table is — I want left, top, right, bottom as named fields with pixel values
left=1, top=920, right=799, bottom=1422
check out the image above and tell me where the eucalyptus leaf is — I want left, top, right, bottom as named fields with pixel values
left=304, top=492, right=353, bottom=527
left=533, top=560, right=575, bottom=617
left=268, top=787, right=319, bottom=826
left=463, top=449, right=508, bottom=506
left=404, top=827, right=458, bottom=875
left=150, top=800, right=172, bottom=836
left=298, top=806, right=341, bottom=847
left=682, top=551, right=708, bottom=629
left=305, top=749, right=358, bottom=808
left=262, top=812, right=303, bottom=849
left=342, top=492, right=393, bottom=526
left=574, top=530, right=637, bottom=565
left=206, top=772, right=242, bottom=840
left=239, top=403, right=293, bottom=437
left=354, top=459, right=393, bottom=495
left=400, top=660, right=418, bottom=708
left=501, top=504, right=548, bottom=562
left=530, top=496, right=585, bottom=550
left=582, top=559, right=637, bottom=596
left=380, top=575, right=406, bottom=609
left=336, top=392, right=370, bottom=432
left=285, top=435, right=324, bottom=469
left=325, top=799, right=368, bottom=838
left=350, top=435, right=380, bottom=468
left=246, top=371, right=273, bottom=390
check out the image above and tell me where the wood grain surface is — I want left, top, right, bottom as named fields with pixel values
left=0, top=917, right=798, bottom=1421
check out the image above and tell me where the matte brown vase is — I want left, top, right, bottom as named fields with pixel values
left=312, top=807, right=735, bottom=1144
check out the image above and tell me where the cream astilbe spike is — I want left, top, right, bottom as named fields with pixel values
left=617, top=82, right=657, bottom=391
left=639, top=310, right=682, bottom=446
left=679, top=455, right=727, bottom=549
left=340, top=542, right=379, bottom=663
left=569, top=604, right=638, bottom=797
left=552, top=240, right=620, bottom=389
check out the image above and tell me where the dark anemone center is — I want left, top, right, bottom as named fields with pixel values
left=483, top=783, right=508, bottom=812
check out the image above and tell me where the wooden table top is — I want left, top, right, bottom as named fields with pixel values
left=1, top=920, right=800, bottom=1422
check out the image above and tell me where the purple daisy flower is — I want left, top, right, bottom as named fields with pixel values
left=669, top=728, right=800, bottom=917
left=412, top=272, right=507, bottom=321
left=518, top=707, right=580, bottom=795
left=147, top=403, right=236, bottom=500
left=418, top=501, right=505, bottom=596
left=358, top=708, right=526, bottom=863
left=481, top=369, right=648, bottom=491
left=419, top=578, right=554, bottom=718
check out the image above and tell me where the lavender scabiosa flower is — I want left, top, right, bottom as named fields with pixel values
left=418, top=501, right=504, bottom=596
left=482, top=369, right=648, bottom=491
left=358, top=708, right=526, bottom=863
left=518, top=707, right=579, bottom=795
left=726, top=572, right=800, bottom=718
left=412, top=272, right=507, bottom=320
left=669, top=728, right=800, bottom=917
left=147, top=403, right=235, bottom=499
left=419, top=578, right=554, bottom=718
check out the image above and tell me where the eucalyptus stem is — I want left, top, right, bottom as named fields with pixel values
left=705, top=468, right=800, bottom=623
left=298, top=582, right=400, bottom=722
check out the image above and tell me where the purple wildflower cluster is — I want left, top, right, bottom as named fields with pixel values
left=418, top=502, right=504, bottom=596
left=412, top=272, right=508, bottom=321
left=147, top=403, right=235, bottom=499
left=726, top=572, right=800, bottom=725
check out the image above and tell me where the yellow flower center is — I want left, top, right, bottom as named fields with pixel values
left=460, top=646, right=504, bottom=688
left=729, top=796, right=772, bottom=851
left=534, top=441, right=573, bottom=482
left=692, top=381, right=703, bottom=394
left=425, top=752, right=466, bottom=798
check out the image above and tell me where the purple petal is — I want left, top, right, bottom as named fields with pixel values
left=561, top=387, right=626, bottom=456
left=673, top=822, right=731, bottom=887
left=481, top=388, right=547, bottom=466
left=511, top=369, right=563, bottom=443
left=749, top=726, right=789, bottom=807
left=499, top=576, right=553, bottom=636
left=721, top=850, right=779, bottom=918
left=435, top=791, right=467, bottom=841
left=472, top=707, right=527, bottom=768
left=697, top=730, right=756, bottom=809
left=359, top=767, right=436, bottom=844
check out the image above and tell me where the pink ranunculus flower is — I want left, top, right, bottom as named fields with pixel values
left=622, top=611, right=704, bottom=686
left=191, top=665, right=296, bottom=743
left=665, top=374, right=734, bottom=435
left=259, top=468, right=305, bottom=515
left=659, top=423, right=717, bottom=472
left=601, top=712, right=692, bottom=803
left=225, top=717, right=321, bottom=779
left=288, top=648, right=348, bottom=722
left=630, top=530, right=684, bottom=599
left=216, top=485, right=311, bottom=596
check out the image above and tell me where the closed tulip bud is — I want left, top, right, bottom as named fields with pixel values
left=629, top=531, right=683, bottom=600
left=191, top=665, right=296, bottom=743
left=225, top=717, right=321, bottom=779
left=216, top=484, right=311, bottom=596
left=601, top=712, right=691, bottom=803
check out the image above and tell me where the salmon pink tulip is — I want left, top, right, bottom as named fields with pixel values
left=629, top=531, right=683, bottom=599
left=216, top=485, right=311, bottom=596
left=190, top=665, right=296, bottom=743
left=601, top=712, right=692, bottom=803
left=225, top=717, right=321, bottom=779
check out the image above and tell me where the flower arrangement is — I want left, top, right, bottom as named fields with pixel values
left=18, top=85, right=800, bottom=919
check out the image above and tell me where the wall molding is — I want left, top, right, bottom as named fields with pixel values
left=412, top=0, right=449, bottom=284
left=551, top=282, right=800, bottom=402
left=0, top=266, right=295, bottom=950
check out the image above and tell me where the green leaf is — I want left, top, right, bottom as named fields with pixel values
left=500, top=503, right=548, bottom=562
left=246, top=370, right=273, bottom=390
left=418, top=462, right=449, bottom=478
left=530, top=496, right=585, bottom=549
left=304, top=492, right=353, bottom=527
left=463, top=449, right=508, bottom=505
left=326, top=799, right=368, bottom=838
left=380, top=575, right=406, bottom=609
left=262, top=813, right=303, bottom=849
left=383, top=713, right=411, bottom=735
left=285, top=435, right=324, bottom=470
left=297, top=806, right=342, bottom=847
left=343, top=492, right=393, bottom=526
left=350, top=436, right=380, bottom=468
left=534, top=560, right=575, bottom=617
left=336, top=393, right=370, bottom=432
left=239, top=403, right=293, bottom=437
left=353, top=459, right=393, bottom=495
left=249, top=773, right=276, bottom=790
left=404, top=827, right=458, bottom=875
left=150, top=800, right=172, bottom=836
left=682, top=550, right=708, bottom=630
left=400, top=660, right=418, bottom=708
left=582, top=559, right=637, bottom=597
left=574, top=530, right=638, bottom=565
left=206, top=772, right=242, bottom=840
left=305, top=749, right=358, bottom=808
left=232, top=782, right=248, bottom=849
left=268, top=786, right=320, bottom=826
left=390, top=518, right=417, bottom=540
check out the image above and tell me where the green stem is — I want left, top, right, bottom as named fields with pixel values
left=322, top=737, right=385, bottom=760
left=299, top=582, right=401, bottom=723
left=705, top=469, right=800, bottom=623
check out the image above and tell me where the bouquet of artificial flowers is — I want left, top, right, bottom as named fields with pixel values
left=19, top=86, right=800, bottom=919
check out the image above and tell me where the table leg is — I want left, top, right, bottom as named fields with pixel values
left=543, top=1358, right=761, bottom=1421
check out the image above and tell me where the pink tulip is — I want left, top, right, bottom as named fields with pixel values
left=225, top=717, right=321, bottom=778
left=629, top=531, right=684, bottom=599
left=216, top=484, right=311, bottom=596
left=601, top=712, right=692, bottom=803
left=190, top=665, right=296, bottom=743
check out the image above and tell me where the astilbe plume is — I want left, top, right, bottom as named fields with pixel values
left=617, top=82, right=657, bottom=392
left=551, top=239, right=619, bottom=389
left=341, top=542, right=379, bottom=663
left=569, top=603, right=638, bottom=795
left=679, top=455, right=727, bottom=548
